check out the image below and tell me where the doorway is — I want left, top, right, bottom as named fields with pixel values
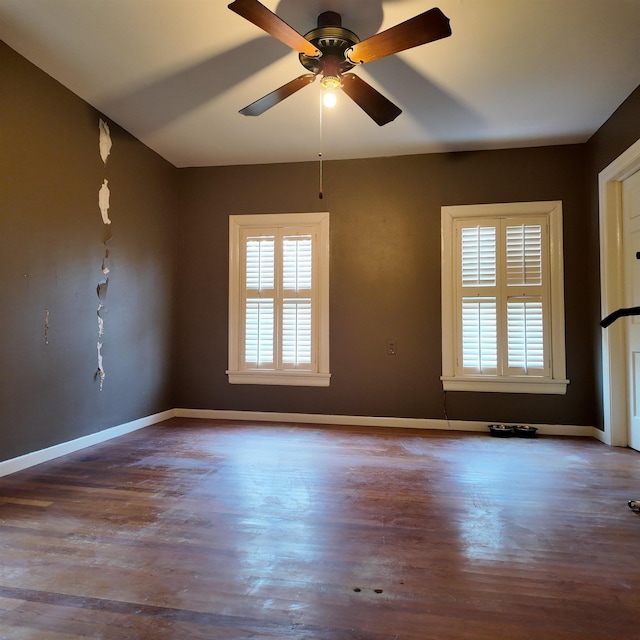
left=599, top=137, right=640, bottom=447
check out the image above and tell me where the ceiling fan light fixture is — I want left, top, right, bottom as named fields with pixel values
left=320, top=74, right=341, bottom=108
left=320, top=75, right=341, bottom=90
left=322, top=91, right=337, bottom=108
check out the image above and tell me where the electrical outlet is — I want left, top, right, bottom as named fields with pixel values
left=387, top=341, right=397, bottom=356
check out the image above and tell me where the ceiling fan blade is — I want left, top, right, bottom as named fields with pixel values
left=340, top=74, right=402, bottom=126
left=239, top=74, right=317, bottom=116
left=346, top=7, right=451, bottom=65
left=228, top=0, right=321, bottom=58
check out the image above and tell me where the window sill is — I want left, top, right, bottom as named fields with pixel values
left=441, top=376, right=569, bottom=394
left=227, top=370, right=331, bottom=387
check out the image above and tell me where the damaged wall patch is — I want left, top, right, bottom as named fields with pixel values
left=96, top=118, right=113, bottom=390
left=99, top=118, right=112, bottom=165
left=99, top=179, right=111, bottom=225
left=96, top=302, right=105, bottom=389
left=97, top=278, right=109, bottom=301
left=102, top=247, right=110, bottom=275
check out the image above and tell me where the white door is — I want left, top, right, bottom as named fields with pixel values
left=623, top=169, right=640, bottom=450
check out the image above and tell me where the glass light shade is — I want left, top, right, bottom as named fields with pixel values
left=323, top=91, right=337, bottom=108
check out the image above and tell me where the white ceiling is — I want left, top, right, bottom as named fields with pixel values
left=1, top=0, right=639, bottom=168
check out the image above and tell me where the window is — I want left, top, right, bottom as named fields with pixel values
left=227, top=212, right=330, bottom=386
left=441, top=201, right=568, bottom=394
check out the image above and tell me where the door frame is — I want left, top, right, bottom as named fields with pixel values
left=599, top=137, right=640, bottom=446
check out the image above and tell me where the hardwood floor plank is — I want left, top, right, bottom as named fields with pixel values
left=1, top=419, right=639, bottom=638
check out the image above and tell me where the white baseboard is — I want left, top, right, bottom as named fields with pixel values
left=175, top=408, right=598, bottom=439
left=0, top=409, right=175, bottom=478
left=0, top=408, right=602, bottom=479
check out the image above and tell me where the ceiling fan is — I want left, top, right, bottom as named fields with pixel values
left=228, top=0, right=452, bottom=126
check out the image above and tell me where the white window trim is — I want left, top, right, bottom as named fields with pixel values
left=227, top=212, right=330, bottom=387
left=441, top=201, right=569, bottom=394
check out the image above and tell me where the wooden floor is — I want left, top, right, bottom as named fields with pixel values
left=1, top=419, right=640, bottom=639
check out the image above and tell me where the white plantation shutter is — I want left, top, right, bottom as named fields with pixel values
left=507, top=299, right=545, bottom=372
left=282, top=234, right=313, bottom=368
left=283, top=299, right=312, bottom=365
left=459, top=224, right=499, bottom=374
left=239, top=227, right=318, bottom=372
left=441, top=202, right=566, bottom=394
left=505, top=222, right=548, bottom=376
left=461, top=226, right=496, bottom=286
left=243, top=234, right=275, bottom=367
left=461, top=297, right=497, bottom=371
left=228, top=213, right=330, bottom=387
left=455, top=216, right=550, bottom=379
left=506, top=224, right=542, bottom=286
left=245, top=299, right=274, bottom=366
left=246, top=236, right=275, bottom=290
left=283, top=235, right=312, bottom=290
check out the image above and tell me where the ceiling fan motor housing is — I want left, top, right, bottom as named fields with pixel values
left=299, top=11, right=360, bottom=77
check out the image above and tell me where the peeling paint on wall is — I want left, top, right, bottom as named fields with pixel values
left=99, top=118, right=112, bottom=165
left=102, top=247, right=110, bottom=275
left=96, top=118, right=113, bottom=390
left=96, top=278, right=109, bottom=300
left=99, top=179, right=111, bottom=225
left=96, top=302, right=105, bottom=389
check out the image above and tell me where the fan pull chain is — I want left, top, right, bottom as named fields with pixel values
left=319, top=88, right=324, bottom=199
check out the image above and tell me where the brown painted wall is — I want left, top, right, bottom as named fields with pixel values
left=589, top=85, right=640, bottom=174
left=3, top=36, right=640, bottom=461
left=175, top=145, right=597, bottom=426
left=0, top=42, right=178, bottom=462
